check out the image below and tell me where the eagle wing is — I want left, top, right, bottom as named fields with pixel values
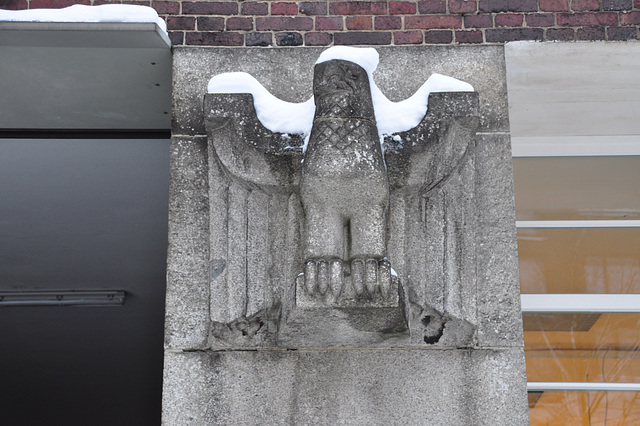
left=204, top=93, right=304, bottom=348
left=384, top=92, right=481, bottom=347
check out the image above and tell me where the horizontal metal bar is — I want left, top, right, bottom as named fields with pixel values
left=512, top=136, right=640, bottom=158
left=0, top=290, right=125, bottom=307
left=0, top=129, right=170, bottom=139
left=0, top=21, right=172, bottom=48
left=528, top=382, right=640, bottom=392
left=521, top=294, right=640, bottom=313
left=517, top=220, right=640, bottom=229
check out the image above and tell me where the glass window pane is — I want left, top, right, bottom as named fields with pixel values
left=518, top=228, right=640, bottom=294
left=529, top=391, right=640, bottom=425
left=513, top=157, right=640, bottom=221
left=525, top=313, right=640, bottom=383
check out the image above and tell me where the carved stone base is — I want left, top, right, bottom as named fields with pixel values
left=278, top=306, right=408, bottom=348
left=282, top=259, right=408, bottom=348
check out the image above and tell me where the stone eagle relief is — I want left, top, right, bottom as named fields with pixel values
left=204, top=47, right=480, bottom=349
left=299, top=59, right=394, bottom=308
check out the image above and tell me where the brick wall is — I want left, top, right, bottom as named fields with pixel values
left=3, top=0, right=640, bottom=45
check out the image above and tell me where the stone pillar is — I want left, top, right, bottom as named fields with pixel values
left=163, top=46, right=529, bottom=425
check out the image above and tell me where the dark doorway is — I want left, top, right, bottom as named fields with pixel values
left=0, top=138, right=169, bottom=425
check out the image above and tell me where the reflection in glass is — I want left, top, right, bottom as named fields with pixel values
left=529, top=391, right=640, bottom=425
left=513, top=157, right=640, bottom=221
left=518, top=228, right=640, bottom=294
left=525, top=313, right=640, bottom=383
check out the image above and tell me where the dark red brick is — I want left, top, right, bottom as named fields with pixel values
left=275, top=32, right=303, bottom=46
left=346, top=16, right=373, bottom=30
left=186, top=31, right=244, bottom=46
left=182, top=2, right=238, bottom=15
left=570, top=0, right=600, bottom=11
left=577, top=26, right=606, bottom=39
left=540, top=0, right=569, bottom=11
left=635, top=0, right=640, bottom=9
left=375, top=16, right=402, bottom=29
left=271, top=2, right=299, bottom=15
left=455, top=29, right=484, bottom=42
left=256, top=16, right=313, bottom=31
left=603, top=0, right=633, bottom=10
left=526, top=13, right=556, bottom=26
left=390, top=1, right=417, bottom=14
left=151, top=1, right=179, bottom=14
left=334, top=31, right=392, bottom=45
left=546, top=28, right=575, bottom=40
left=495, top=13, right=524, bottom=26
left=608, top=26, right=638, bottom=39
left=406, top=15, right=463, bottom=29
left=418, top=0, right=447, bottom=13
left=485, top=27, right=544, bottom=41
left=125, top=1, right=152, bottom=5
left=167, top=16, right=195, bottom=30
left=450, top=0, right=478, bottom=14
left=305, top=32, right=333, bottom=45
left=621, top=11, right=640, bottom=24
left=330, top=1, right=388, bottom=15
left=479, top=0, right=537, bottom=12
left=299, top=2, right=328, bottom=15
left=316, top=16, right=344, bottom=30
left=424, top=29, right=454, bottom=43
left=226, top=17, right=253, bottom=30
left=394, top=30, right=424, bottom=44
left=571, top=0, right=600, bottom=12
left=122, top=1, right=151, bottom=6
left=197, top=17, right=224, bottom=31
left=558, top=12, right=618, bottom=26
left=168, top=31, right=184, bottom=45
left=246, top=32, right=272, bottom=46
left=0, top=0, right=28, bottom=9
left=30, top=0, right=89, bottom=8
left=242, top=2, right=269, bottom=15
left=464, top=13, right=494, bottom=27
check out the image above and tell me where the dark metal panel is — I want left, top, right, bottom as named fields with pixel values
left=0, top=22, right=171, bottom=130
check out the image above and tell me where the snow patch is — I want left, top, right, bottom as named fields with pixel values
left=207, top=46, right=474, bottom=148
left=207, top=72, right=315, bottom=138
left=0, top=4, right=167, bottom=33
left=316, top=46, right=380, bottom=75
left=372, top=73, right=474, bottom=136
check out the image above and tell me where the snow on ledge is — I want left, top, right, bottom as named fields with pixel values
left=208, top=72, right=316, bottom=138
left=207, top=46, right=474, bottom=146
left=0, top=4, right=167, bottom=34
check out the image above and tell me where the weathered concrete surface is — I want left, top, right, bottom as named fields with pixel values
left=163, top=348, right=528, bottom=425
left=475, top=133, right=524, bottom=347
left=165, top=45, right=527, bottom=425
left=164, top=135, right=210, bottom=350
